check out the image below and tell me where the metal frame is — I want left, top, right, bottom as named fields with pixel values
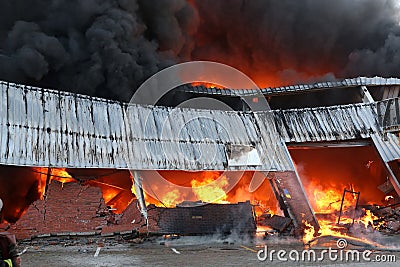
left=337, top=189, right=360, bottom=225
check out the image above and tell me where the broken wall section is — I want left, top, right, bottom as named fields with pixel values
left=11, top=181, right=110, bottom=240
left=10, top=181, right=258, bottom=240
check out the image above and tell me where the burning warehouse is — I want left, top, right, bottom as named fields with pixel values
left=1, top=0, right=400, bottom=265
left=0, top=76, right=399, bottom=244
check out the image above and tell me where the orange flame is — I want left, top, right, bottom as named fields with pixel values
left=49, top=168, right=75, bottom=184
left=358, top=209, right=382, bottom=229
left=191, top=174, right=229, bottom=203
left=139, top=171, right=279, bottom=214
left=33, top=167, right=76, bottom=197
left=304, top=181, right=385, bottom=242
left=191, top=82, right=225, bottom=89
left=160, top=189, right=184, bottom=208
left=308, top=181, right=358, bottom=214
left=303, top=220, right=316, bottom=244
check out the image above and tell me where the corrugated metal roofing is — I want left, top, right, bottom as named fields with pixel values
left=272, top=102, right=400, bottom=162
left=0, top=82, right=293, bottom=171
left=273, top=103, right=379, bottom=143
left=376, top=97, right=400, bottom=132
left=0, top=81, right=398, bottom=170
left=180, top=76, right=400, bottom=97
left=371, top=133, right=400, bottom=163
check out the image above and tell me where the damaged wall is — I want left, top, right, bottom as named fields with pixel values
left=10, top=180, right=258, bottom=240
left=11, top=181, right=110, bottom=240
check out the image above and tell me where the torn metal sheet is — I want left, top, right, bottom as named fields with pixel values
left=226, top=145, right=261, bottom=166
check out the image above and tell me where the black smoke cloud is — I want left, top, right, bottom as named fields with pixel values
left=190, top=0, right=400, bottom=86
left=0, top=0, right=198, bottom=101
left=0, top=0, right=400, bottom=101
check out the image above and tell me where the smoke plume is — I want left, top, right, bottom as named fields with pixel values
left=0, top=0, right=399, bottom=101
left=0, top=0, right=198, bottom=101
left=190, top=0, right=400, bottom=87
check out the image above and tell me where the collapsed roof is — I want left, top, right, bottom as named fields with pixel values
left=0, top=78, right=398, bottom=170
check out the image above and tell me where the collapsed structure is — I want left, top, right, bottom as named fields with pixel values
left=0, top=77, right=399, bottom=240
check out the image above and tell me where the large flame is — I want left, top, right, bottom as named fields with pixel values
left=304, top=209, right=383, bottom=244
left=33, top=167, right=75, bottom=198
left=313, top=185, right=357, bottom=214
left=191, top=82, right=225, bottom=89
left=138, top=171, right=279, bottom=215
left=290, top=146, right=391, bottom=243
left=191, top=173, right=229, bottom=203
left=303, top=181, right=387, bottom=243
left=159, top=189, right=182, bottom=208
left=153, top=172, right=229, bottom=206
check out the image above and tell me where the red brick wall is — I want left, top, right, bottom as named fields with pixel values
left=10, top=182, right=157, bottom=240
left=11, top=181, right=109, bottom=240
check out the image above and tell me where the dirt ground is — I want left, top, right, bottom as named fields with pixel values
left=19, top=235, right=400, bottom=267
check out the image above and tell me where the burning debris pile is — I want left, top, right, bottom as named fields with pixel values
left=365, top=205, right=400, bottom=235
left=301, top=201, right=400, bottom=245
left=289, top=146, right=400, bottom=243
left=8, top=164, right=397, bottom=243
left=256, top=214, right=293, bottom=236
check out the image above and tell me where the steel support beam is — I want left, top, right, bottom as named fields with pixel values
left=132, top=170, right=148, bottom=225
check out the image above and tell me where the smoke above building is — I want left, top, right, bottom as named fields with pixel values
left=0, top=0, right=399, bottom=101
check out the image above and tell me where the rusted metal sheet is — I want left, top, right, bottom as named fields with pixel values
left=0, top=82, right=293, bottom=171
